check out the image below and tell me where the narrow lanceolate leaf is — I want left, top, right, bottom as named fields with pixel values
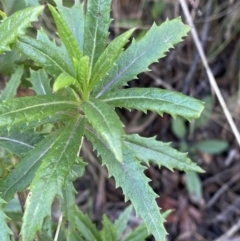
left=123, top=223, right=149, bottom=241
left=84, top=0, right=112, bottom=74
left=101, top=88, right=204, bottom=121
left=93, top=17, right=190, bottom=97
left=21, top=117, right=85, bottom=241
left=0, top=199, right=13, bottom=241
left=53, top=72, right=77, bottom=92
left=0, top=66, right=23, bottom=101
left=74, top=208, right=102, bottom=241
left=28, top=69, right=52, bottom=95
left=0, top=6, right=44, bottom=53
left=82, top=98, right=123, bottom=162
left=124, top=134, right=204, bottom=173
left=55, top=1, right=85, bottom=51
left=100, top=215, right=117, bottom=241
left=0, top=128, right=43, bottom=158
left=85, top=128, right=167, bottom=241
left=89, top=28, right=135, bottom=89
left=0, top=130, right=61, bottom=201
left=14, top=35, right=74, bottom=77
left=61, top=181, right=87, bottom=240
left=48, top=4, right=82, bottom=61
left=74, top=56, right=89, bottom=92
left=114, top=205, right=133, bottom=240
left=0, top=95, right=79, bottom=129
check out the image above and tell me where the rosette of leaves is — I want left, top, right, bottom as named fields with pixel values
left=0, top=1, right=204, bottom=240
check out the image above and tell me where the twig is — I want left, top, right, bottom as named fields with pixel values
left=179, top=0, right=240, bottom=147
left=214, top=218, right=240, bottom=241
left=54, top=213, right=63, bottom=241
left=183, top=0, right=212, bottom=94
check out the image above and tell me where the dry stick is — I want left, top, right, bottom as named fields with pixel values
left=214, top=218, right=240, bottom=241
left=54, top=214, right=63, bottom=241
left=179, top=0, right=240, bottom=147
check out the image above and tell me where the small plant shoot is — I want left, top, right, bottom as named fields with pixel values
left=0, top=0, right=204, bottom=240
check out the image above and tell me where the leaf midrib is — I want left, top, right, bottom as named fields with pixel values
left=0, top=100, right=79, bottom=117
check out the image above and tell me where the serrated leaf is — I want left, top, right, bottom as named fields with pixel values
left=55, top=1, right=85, bottom=51
left=89, top=28, right=135, bottom=89
left=102, top=88, right=204, bottom=121
left=53, top=72, right=77, bottom=92
left=0, top=6, right=44, bottom=53
left=14, top=35, right=74, bottom=77
left=0, top=199, right=13, bottom=241
left=114, top=205, right=133, bottom=239
left=93, top=17, right=190, bottom=97
left=0, top=66, right=23, bottom=101
left=21, top=117, right=85, bottom=241
left=84, top=0, right=112, bottom=74
left=28, top=69, right=52, bottom=95
left=0, top=129, right=61, bottom=201
left=82, top=98, right=123, bottom=162
left=100, top=214, right=117, bottom=241
left=0, top=128, right=43, bottom=157
left=74, top=207, right=102, bottom=241
left=124, top=134, right=204, bottom=173
left=123, top=223, right=149, bottom=241
left=48, top=4, right=82, bottom=61
left=0, top=94, right=79, bottom=129
left=85, top=128, right=167, bottom=241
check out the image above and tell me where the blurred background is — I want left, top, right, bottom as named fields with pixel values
left=0, top=0, right=240, bottom=240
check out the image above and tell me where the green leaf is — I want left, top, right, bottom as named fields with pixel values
left=0, top=6, right=44, bottom=53
left=124, top=134, right=204, bottom=173
left=195, top=140, right=229, bottom=154
left=85, top=128, right=167, bottom=241
left=14, top=35, right=74, bottom=77
left=55, top=1, right=85, bottom=51
left=24, top=0, right=39, bottom=6
left=123, top=223, right=149, bottom=241
left=171, top=117, right=187, bottom=139
left=186, top=171, right=202, bottom=202
left=61, top=180, right=86, bottom=240
left=74, top=208, right=102, bottom=241
left=82, top=98, right=123, bottom=162
left=0, top=66, right=23, bottom=101
left=114, top=205, right=133, bottom=239
left=89, top=28, right=135, bottom=89
left=102, top=88, right=204, bottom=121
left=21, top=117, right=85, bottom=241
left=0, top=199, right=13, bottom=241
left=28, top=69, right=52, bottom=95
left=194, top=95, right=213, bottom=129
left=53, top=72, right=77, bottom=92
left=0, top=94, right=79, bottom=129
left=84, top=0, right=112, bottom=74
left=0, top=128, right=43, bottom=157
left=93, top=17, right=190, bottom=97
left=0, top=129, right=61, bottom=201
left=74, top=56, right=90, bottom=93
left=0, top=50, right=21, bottom=74
left=48, top=4, right=82, bottom=61
left=100, top=214, right=117, bottom=241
